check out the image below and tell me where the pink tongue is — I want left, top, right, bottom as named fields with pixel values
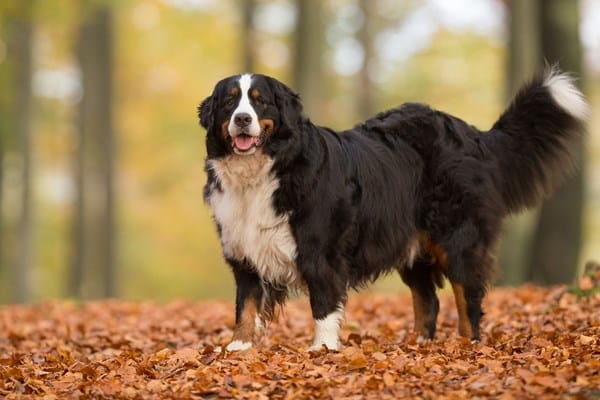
left=234, top=135, right=258, bottom=151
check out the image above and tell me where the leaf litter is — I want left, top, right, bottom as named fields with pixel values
left=0, top=285, right=598, bottom=399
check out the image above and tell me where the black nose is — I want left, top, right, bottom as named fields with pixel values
left=234, top=112, right=252, bottom=127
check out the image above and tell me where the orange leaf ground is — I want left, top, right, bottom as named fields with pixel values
left=1, top=286, right=598, bottom=399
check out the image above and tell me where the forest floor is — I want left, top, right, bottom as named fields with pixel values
left=1, top=278, right=599, bottom=399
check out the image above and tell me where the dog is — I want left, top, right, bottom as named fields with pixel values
left=198, top=68, right=588, bottom=351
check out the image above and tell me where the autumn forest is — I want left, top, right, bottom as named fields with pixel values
left=1, top=0, right=599, bottom=398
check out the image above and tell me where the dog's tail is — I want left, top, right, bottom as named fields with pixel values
left=485, top=66, right=589, bottom=214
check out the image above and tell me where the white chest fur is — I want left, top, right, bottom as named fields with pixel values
left=207, top=153, right=300, bottom=287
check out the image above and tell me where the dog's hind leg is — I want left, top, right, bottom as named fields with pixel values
left=437, top=218, right=497, bottom=341
left=447, top=251, right=494, bottom=341
left=449, top=280, right=485, bottom=341
left=399, top=261, right=442, bottom=340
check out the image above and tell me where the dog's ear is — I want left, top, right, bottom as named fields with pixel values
left=270, top=78, right=303, bottom=130
left=198, top=95, right=215, bottom=130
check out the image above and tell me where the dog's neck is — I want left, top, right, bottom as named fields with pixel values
left=209, top=151, right=274, bottom=191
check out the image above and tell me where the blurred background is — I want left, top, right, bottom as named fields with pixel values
left=0, top=0, right=598, bottom=303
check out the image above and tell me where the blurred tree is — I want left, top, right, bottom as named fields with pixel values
left=529, top=0, right=584, bottom=284
left=498, top=0, right=540, bottom=285
left=500, top=0, right=584, bottom=285
left=0, top=1, right=34, bottom=303
left=293, top=0, right=323, bottom=119
left=357, top=0, right=375, bottom=120
left=507, top=1, right=540, bottom=95
left=70, top=3, right=116, bottom=299
left=240, top=0, right=256, bottom=72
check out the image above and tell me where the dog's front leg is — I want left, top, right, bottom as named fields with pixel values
left=302, top=261, right=347, bottom=352
left=226, top=259, right=265, bottom=351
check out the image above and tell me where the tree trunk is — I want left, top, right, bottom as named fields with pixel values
left=293, top=0, right=323, bottom=119
left=528, top=0, right=584, bottom=284
left=0, top=2, right=34, bottom=303
left=0, top=15, right=9, bottom=301
left=357, top=0, right=375, bottom=120
left=499, top=0, right=584, bottom=286
left=16, top=7, right=34, bottom=304
left=497, top=0, right=540, bottom=285
left=70, top=5, right=116, bottom=299
left=506, top=0, right=540, bottom=96
left=241, top=0, right=256, bottom=73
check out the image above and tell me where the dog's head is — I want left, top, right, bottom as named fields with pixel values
left=199, top=74, right=303, bottom=158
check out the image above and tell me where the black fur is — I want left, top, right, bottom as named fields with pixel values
left=199, top=70, right=586, bottom=344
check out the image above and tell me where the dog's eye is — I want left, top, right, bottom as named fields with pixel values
left=255, top=96, right=267, bottom=106
left=225, top=97, right=235, bottom=107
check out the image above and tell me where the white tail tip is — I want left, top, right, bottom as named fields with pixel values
left=543, top=67, right=590, bottom=121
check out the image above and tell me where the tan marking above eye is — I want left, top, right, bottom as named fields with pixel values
left=251, top=88, right=260, bottom=100
left=230, top=87, right=239, bottom=96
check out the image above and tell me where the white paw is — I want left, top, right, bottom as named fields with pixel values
left=309, top=307, right=344, bottom=352
left=307, top=340, right=341, bottom=352
left=307, top=344, right=324, bottom=352
left=226, top=340, right=252, bottom=352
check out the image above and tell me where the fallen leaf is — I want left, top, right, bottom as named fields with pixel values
left=0, top=287, right=597, bottom=399
left=346, top=351, right=368, bottom=371
left=578, top=335, right=595, bottom=345
left=515, top=368, right=535, bottom=384
left=529, top=336, right=552, bottom=348
left=578, top=276, right=594, bottom=291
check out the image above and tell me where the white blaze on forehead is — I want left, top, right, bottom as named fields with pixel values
left=229, top=73, right=261, bottom=136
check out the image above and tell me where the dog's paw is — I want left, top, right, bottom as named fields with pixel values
left=226, top=340, right=252, bottom=352
left=307, top=340, right=342, bottom=353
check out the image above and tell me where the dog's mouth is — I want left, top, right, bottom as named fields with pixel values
left=232, top=131, right=267, bottom=155
left=233, top=134, right=259, bottom=151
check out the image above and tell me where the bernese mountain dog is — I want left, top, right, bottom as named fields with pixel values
left=198, top=68, right=588, bottom=352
